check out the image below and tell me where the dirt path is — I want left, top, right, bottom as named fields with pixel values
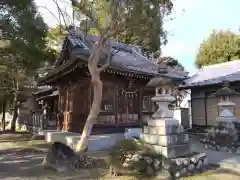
left=0, top=132, right=240, bottom=180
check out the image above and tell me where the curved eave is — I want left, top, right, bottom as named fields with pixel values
left=37, top=57, right=80, bottom=85
left=38, top=57, right=158, bottom=86
left=34, top=87, right=58, bottom=96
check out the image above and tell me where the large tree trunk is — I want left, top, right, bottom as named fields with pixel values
left=76, top=71, right=103, bottom=152
left=10, top=80, right=19, bottom=131
left=75, top=37, right=111, bottom=152
left=10, top=96, right=19, bottom=131
left=1, top=100, right=6, bottom=131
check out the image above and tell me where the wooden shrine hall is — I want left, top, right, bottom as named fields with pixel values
left=38, top=29, right=188, bottom=133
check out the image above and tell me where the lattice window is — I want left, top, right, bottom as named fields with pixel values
left=97, top=115, right=115, bottom=124
left=101, top=86, right=115, bottom=112
left=142, top=95, right=156, bottom=112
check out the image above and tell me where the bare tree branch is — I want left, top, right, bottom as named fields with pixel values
left=37, top=6, right=64, bottom=26
left=74, top=2, right=103, bottom=34
left=52, top=0, right=68, bottom=27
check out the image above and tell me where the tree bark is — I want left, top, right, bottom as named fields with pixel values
left=10, top=96, right=19, bottom=131
left=76, top=71, right=103, bottom=152
left=1, top=100, right=6, bottom=131
left=10, top=80, right=19, bottom=131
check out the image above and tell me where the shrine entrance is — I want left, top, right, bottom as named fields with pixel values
left=118, top=82, right=140, bottom=124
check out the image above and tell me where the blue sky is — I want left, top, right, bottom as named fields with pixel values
left=35, top=0, right=240, bottom=73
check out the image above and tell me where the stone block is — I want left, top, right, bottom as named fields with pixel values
left=140, top=133, right=188, bottom=146
left=65, top=133, right=124, bottom=151
left=38, top=130, right=60, bottom=136
left=150, top=144, right=190, bottom=158
left=143, top=125, right=183, bottom=135
left=46, top=131, right=80, bottom=143
left=147, top=119, right=179, bottom=127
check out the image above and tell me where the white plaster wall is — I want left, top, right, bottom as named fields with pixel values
left=173, top=108, right=181, bottom=124
left=180, top=91, right=191, bottom=108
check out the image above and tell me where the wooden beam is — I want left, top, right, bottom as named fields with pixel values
left=115, top=86, right=119, bottom=126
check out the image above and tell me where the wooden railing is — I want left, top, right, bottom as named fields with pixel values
left=97, top=112, right=115, bottom=124
left=96, top=111, right=154, bottom=126
left=19, top=113, right=57, bottom=130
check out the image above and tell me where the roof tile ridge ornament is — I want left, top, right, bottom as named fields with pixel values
left=167, top=65, right=188, bottom=73
left=157, top=61, right=168, bottom=75
left=67, top=26, right=82, bottom=38
left=131, top=46, right=149, bottom=61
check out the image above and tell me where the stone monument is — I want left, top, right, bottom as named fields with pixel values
left=201, top=83, right=240, bottom=152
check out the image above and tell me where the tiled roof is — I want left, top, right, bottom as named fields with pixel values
left=39, top=30, right=188, bottom=84
left=68, top=30, right=188, bottom=79
left=180, top=60, right=240, bottom=88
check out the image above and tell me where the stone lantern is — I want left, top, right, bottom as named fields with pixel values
left=140, top=75, right=190, bottom=158
left=202, top=82, right=240, bottom=150
left=139, top=67, right=208, bottom=178
left=148, top=76, right=176, bottom=119
left=211, top=83, right=238, bottom=126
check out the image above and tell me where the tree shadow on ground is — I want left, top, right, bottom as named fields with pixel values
left=0, top=133, right=240, bottom=180
left=0, top=147, right=106, bottom=180
left=0, top=131, right=32, bottom=143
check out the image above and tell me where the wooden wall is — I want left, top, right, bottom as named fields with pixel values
left=59, top=71, right=155, bottom=133
left=191, top=83, right=240, bottom=127
left=60, top=78, right=90, bottom=132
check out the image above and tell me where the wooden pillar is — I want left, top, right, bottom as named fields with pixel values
left=115, top=86, right=119, bottom=125
left=63, top=85, right=69, bottom=131
left=139, top=88, right=143, bottom=127
left=66, top=83, right=74, bottom=131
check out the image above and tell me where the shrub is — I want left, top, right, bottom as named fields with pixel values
left=107, top=139, right=164, bottom=177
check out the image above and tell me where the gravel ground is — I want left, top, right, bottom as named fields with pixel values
left=0, top=132, right=240, bottom=180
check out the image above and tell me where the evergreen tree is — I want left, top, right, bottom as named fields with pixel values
left=0, top=0, right=49, bottom=130
left=196, top=30, right=240, bottom=68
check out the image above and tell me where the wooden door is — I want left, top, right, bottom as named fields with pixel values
left=118, top=87, right=139, bottom=124
left=191, top=98, right=206, bottom=126
left=206, top=97, right=218, bottom=126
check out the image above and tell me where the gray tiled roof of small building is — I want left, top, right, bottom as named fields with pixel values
left=68, top=30, right=188, bottom=79
left=181, top=60, right=240, bottom=88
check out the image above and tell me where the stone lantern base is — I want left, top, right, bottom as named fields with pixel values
left=140, top=118, right=190, bottom=158
left=140, top=117, right=208, bottom=178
